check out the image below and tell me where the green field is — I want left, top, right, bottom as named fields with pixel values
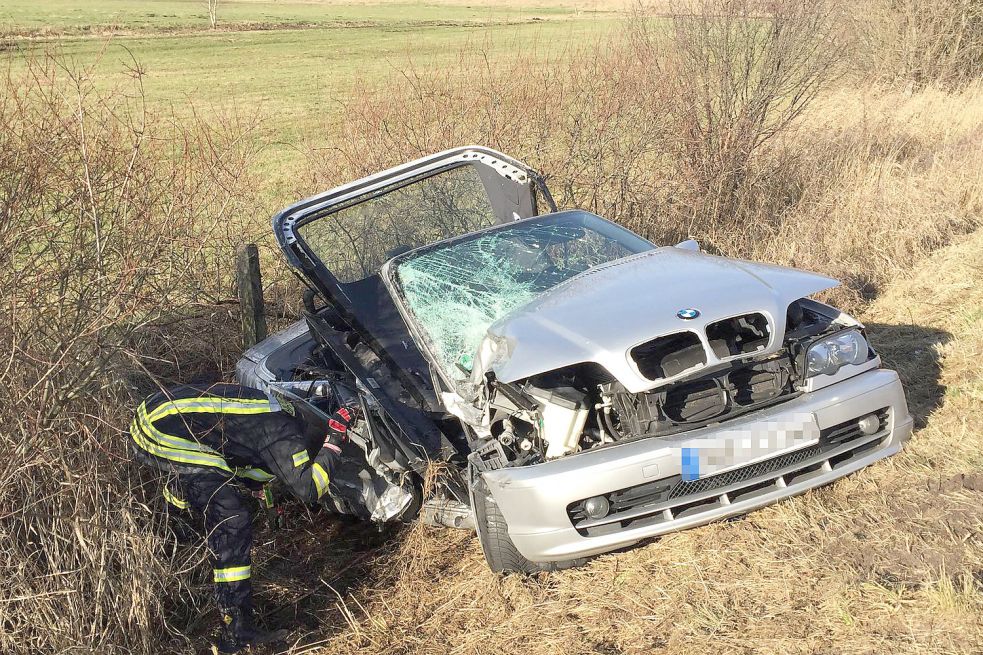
left=0, top=0, right=607, bottom=34
left=3, top=1, right=619, bottom=185
left=21, top=19, right=613, bottom=124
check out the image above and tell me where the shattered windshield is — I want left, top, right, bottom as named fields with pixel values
left=392, top=211, right=655, bottom=382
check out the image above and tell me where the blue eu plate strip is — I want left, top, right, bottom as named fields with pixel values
left=681, top=447, right=700, bottom=481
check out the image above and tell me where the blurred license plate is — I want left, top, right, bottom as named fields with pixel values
left=679, top=412, right=819, bottom=481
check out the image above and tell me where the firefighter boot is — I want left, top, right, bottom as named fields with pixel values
left=217, top=605, right=288, bottom=653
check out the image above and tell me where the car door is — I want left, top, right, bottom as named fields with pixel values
left=274, top=146, right=555, bottom=300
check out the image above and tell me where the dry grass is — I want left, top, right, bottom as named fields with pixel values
left=746, top=81, right=983, bottom=310
left=862, top=0, right=983, bottom=88
left=1, top=2, right=982, bottom=652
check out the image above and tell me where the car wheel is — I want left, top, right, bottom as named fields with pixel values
left=470, top=471, right=587, bottom=574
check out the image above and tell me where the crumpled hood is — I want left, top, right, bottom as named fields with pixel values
left=474, top=247, right=838, bottom=393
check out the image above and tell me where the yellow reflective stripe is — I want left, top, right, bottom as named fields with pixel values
left=133, top=411, right=276, bottom=482
left=235, top=467, right=275, bottom=482
left=162, top=486, right=189, bottom=510
left=129, top=420, right=234, bottom=473
left=292, top=450, right=310, bottom=467
left=147, top=397, right=275, bottom=422
left=131, top=421, right=232, bottom=471
left=311, top=463, right=329, bottom=499
left=214, top=565, right=251, bottom=583
left=138, top=404, right=221, bottom=455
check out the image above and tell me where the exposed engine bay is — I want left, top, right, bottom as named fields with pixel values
left=470, top=298, right=864, bottom=470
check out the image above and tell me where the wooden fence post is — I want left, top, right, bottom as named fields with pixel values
left=236, top=243, right=268, bottom=349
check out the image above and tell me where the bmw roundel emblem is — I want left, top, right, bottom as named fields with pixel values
left=677, top=308, right=700, bottom=320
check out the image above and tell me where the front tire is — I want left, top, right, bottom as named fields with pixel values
left=470, top=471, right=586, bottom=574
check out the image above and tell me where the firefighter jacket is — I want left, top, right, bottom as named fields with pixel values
left=129, top=383, right=338, bottom=503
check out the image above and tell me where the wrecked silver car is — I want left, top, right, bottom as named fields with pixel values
left=237, top=146, right=913, bottom=572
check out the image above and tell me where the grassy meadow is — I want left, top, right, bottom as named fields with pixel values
left=1, top=0, right=981, bottom=653
left=0, top=0, right=589, bottom=33
left=2, top=1, right=620, bottom=179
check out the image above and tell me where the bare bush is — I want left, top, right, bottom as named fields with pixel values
left=632, top=0, right=845, bottom=231
left=0, top=55, right=266, bottom=652
left=315, top=0, right=843, bottom=243
left=315, top=38, right=678, bottom=239
left=316, top=1, right=979, bottom=309
left=866, top=0, right=983, bottom=87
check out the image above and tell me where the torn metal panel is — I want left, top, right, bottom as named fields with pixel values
left=322, top=453, right=416, bottom=521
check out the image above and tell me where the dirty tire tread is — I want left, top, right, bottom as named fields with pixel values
left=472, top=474, right=587, bottom=574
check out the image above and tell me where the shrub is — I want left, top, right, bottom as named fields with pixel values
left=317, top=1, right=981, bottom=309
left=0, top=56, right=265, bottom=653
left=872, top=0, right=983, bottom=87
left=317, top=0, right=846, bottom=249
left=641, top=0, right=844, bottom=228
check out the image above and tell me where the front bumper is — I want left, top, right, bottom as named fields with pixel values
left=483, top=368, right=912, bottom=562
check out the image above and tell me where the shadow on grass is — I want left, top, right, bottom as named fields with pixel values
left=864, top=321, right=951, bottom=428
left=172, top=506, right=411, bottom=654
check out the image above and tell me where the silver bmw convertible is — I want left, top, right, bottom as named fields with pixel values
left=236, top=146, right=913, bottom=573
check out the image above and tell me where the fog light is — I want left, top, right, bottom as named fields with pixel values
left=858, top=413, right=880, bottom=435
left=583, top=495, right=610, bottom=519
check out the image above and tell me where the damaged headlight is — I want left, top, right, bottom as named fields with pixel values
left=805, top=330, right=869, bottom=377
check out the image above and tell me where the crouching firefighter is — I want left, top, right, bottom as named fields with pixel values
left=128, top=382, right=359, bottom=652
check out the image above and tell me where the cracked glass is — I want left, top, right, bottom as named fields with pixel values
left=393, top=212, right=655, bottom=383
